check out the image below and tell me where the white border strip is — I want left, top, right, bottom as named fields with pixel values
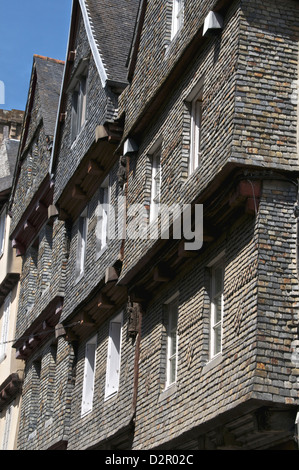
left=79, top=0, right=108, bottom=88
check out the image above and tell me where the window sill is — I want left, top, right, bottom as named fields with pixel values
left=158, top=383, right=177, bottom=402
left=75, top=271, right=84, bottom=285
left=81, top=408, right=92, bottom=419
left=104, top=391, right=118, bottom=403
left=70, top=120, right=87, bottom=149
left=202, top=353, right=223, bottom=375
left=95, top=243, right=108, bottom=261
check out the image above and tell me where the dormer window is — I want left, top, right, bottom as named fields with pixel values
left=171, top=0, right=184, bottom=40
left=71, top=75, right=87, bottom=141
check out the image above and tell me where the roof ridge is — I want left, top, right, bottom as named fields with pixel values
left=34, top=54, right=65, bottom=65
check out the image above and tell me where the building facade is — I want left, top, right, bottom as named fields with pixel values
left=8, top=55, right=67, bottom=450
left=4, top=0, right=299, bottom=450
left=0, top=109, right=24, bottom=450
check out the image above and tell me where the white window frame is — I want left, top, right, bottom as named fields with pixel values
left=81, top=335, right=97, bottom=417
left=71, top=75, right=87, bottom=142
left=105, top=312, right=123, bottom=400
left=188, top=87, right=203, bottom=175
left=0, top=209, right=6, bottom=257
left=1, top=403, right=12, bottom=450
left=165, top=294, right=179, bottom=388
left=76, top=208, right=88, bottom=279
left=150, top=147, right=162, bottom=223
left=0, top=293, right=11, bottom=363
left=96, top=177, right=110, bottom=255
left=210, top=257, right=224, bottom=359
left=171, top=0, right=184, bottom=39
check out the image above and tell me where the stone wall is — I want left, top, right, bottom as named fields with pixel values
left=0, top=109, right=24, bottom=143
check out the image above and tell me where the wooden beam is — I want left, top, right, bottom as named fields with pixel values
left=78, top=312, right=95, bottom=326
left=35, top=201, right=47, bottom=212
left=153, top=263, right=172, bottom=282
left=23, top=220, right=35, bottom=231
left=72, top=185, right=87, bottom=200
left=178, top=240, right=199, bottom=258
left=129, top=287, right=150, bottom=303
left=87, top=160, right=104, bottom=176
left=98, top=293, right=115, bottom=309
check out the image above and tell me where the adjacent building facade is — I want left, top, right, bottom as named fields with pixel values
left=0, top=109, right=24, bottom=449
left=3, top=0, right=299, bottom=450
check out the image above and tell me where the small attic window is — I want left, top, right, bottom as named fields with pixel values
left=69, top=57, right=89, bottom=142
left=171, top=0, right=184, bottom=40
left=71, top=75, right=87, bottom=142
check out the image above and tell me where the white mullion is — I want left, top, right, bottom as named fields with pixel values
left=0, top=293, right=11, bottom=362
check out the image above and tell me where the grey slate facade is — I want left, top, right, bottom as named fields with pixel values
left=5, top=0, right=299, bottom=451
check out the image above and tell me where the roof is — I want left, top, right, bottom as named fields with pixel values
left=33, top=55, right=65, bottom=137
left=80, top=0, right=140, bottom=86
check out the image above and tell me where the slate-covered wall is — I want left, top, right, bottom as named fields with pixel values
left=120, top=0, right=241, bottom=281
left=231, top=0, right=299, bottom=171
left=66, top=308, right=136, bottom=450
left=10, top=122, right=51, bottom=235
left=53, top=11, right=118, bottom=205
left=14, top=218, right=67, bottom=343
left=130, top=180, right=299, bottom=450
left=16, top=336, right=75, bottom=450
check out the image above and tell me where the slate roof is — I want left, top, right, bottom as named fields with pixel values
left=34, top=55, right=65, bottom=137
left=82, top=0, right=140, bottom=85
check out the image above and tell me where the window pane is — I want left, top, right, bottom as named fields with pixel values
left=214, top=294, right=222, bottom=324
left=150, top=150, right=161, bottom=221
left=105, top=313, right=122, bottom=399
left=166, top=297, right=179, bottom=387
left=210, top=258, right=224, bottom=359
left=170, top=330, right=177, bottom=356
left=81, top=337, right=97, bottom=415
left=96, top=185, right=109, bottom=252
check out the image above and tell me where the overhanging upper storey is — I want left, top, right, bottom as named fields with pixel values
left=9, top=55, right=64, bottom=254
left=50, top=0, right=140, bottom=223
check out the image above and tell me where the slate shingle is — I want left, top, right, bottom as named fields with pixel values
left=84, top=0, right=140, bottom=84
left=34, top=56, right=64, bottom=137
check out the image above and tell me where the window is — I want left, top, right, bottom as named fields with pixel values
left=30, top=359, right=41, bottom=432
left=105, top=312, right=122, bottom=399
left=0, top=209, right=6, bottom=256
left=81, top=335, right=97, bottom=416
left=210, top=258, right=224, bottom=358
left=0, top=293, right=11, bottom=363
left=165, top=296, right=179, bottom=388
left=76, top=208, right=88, bottom=278
left=96, top=177, right=109, bottom=254
left=189, top=88, right=203, bottom=174
left=171, top=0, right=184, bottom=39
left=1, top=403, right=12, bottom=450
left=71, top=75, right=87, bottom=141
left=150, top=147, right=162, bottom=223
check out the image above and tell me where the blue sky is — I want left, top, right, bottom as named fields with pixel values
left=0, top=0, right=72, bottom=111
